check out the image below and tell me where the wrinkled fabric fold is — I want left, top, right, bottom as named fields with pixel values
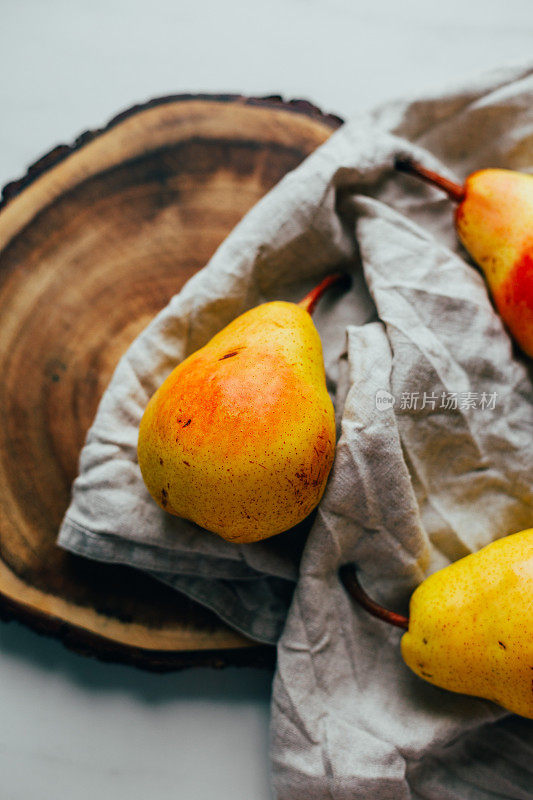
left=58, top=64, right=533, bottom=797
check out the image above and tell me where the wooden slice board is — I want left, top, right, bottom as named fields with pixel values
left=0, top=94, right=342, bottom=669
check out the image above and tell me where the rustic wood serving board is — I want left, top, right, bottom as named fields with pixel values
left=0, top=94, right=342, bottom=669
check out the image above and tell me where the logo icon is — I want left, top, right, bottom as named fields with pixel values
left=375, top=389, right=395, bottom=411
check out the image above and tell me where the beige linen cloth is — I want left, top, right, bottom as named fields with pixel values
left=59, top=64, right=533, bottom=798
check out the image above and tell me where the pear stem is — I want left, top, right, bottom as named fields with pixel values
left=339, top=564, right=409, bottom=630
left=394, top=156, right=465, bottom=204
left=299, top=272, right=350, bottom=315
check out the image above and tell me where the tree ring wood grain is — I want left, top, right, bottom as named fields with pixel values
left=0, top=94, right=342, bottom=670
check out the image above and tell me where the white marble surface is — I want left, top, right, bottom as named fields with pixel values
left=0, top=1, right=532, bottom=798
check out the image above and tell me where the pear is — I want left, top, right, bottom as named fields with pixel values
left=138, top=274, right=346, bottom=543
left=341, top=528, right=533, bottom=718
left=395, top=158, right=533, bottom=358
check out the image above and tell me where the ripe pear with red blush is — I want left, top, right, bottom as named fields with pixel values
left=138, top=274, right=346, bottom=543
left=395, top=158, right=533, bottom=358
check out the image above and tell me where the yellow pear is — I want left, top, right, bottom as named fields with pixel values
left=341, top=528, right=533, bottom=719
left=395, top=158, right=533, bottom=358
left=138, top=274, right=345, bottom=543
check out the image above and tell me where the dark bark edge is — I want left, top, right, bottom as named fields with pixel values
left=0, top=587, right=276, bottom=671
left=1, top=93, right=343, bottom=210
